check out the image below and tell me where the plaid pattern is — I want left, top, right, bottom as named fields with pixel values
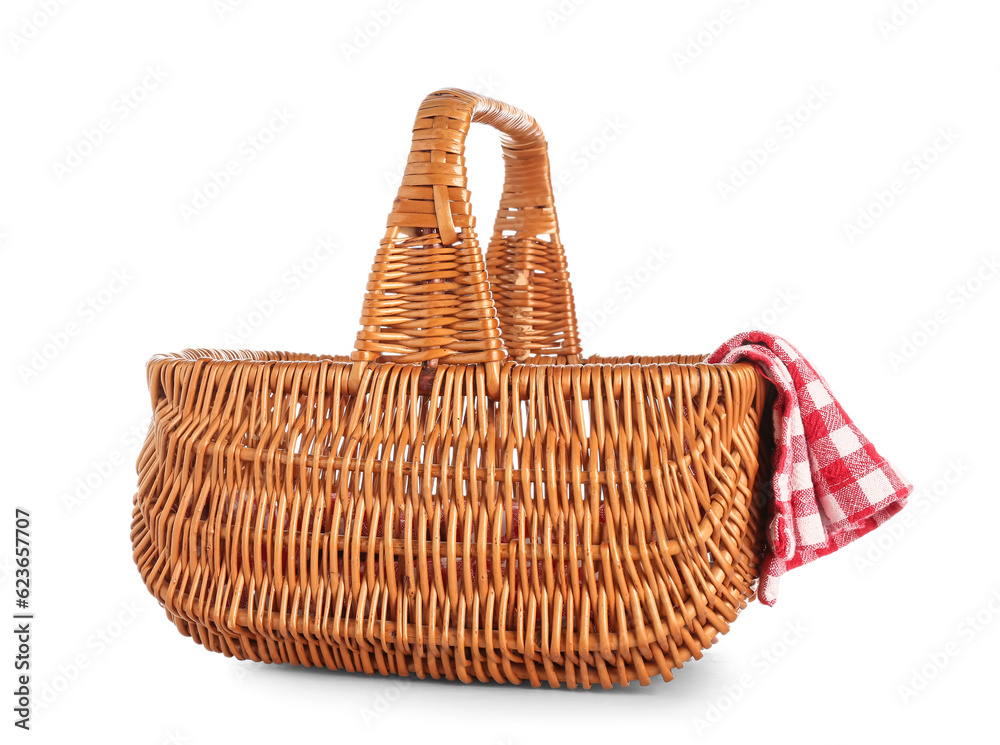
left=707, top=332, right=912, bottom=606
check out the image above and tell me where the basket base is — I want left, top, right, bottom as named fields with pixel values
left=165, top=608, right=746, bottom=689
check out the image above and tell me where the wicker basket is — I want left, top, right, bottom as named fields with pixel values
left=131, top=89, right=770, bottom=689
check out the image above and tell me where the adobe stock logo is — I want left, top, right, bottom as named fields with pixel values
left=178, top=107, right=296, bottom=222
left=578, top=246, right=670, bottom=341
left=843, top=127, right=960, bottom=244
left=340, top=1, right=412, bottom=64
left=672, top=0, right=757, bottom=72
left=33, top=601, right=147, bottom=712
left=213, top=0, right=249, bottom=20
left=6, top=0, right=72, bottom=53
left=17, top=269, right=135, bottom=385
left=51, top=65, right=169, bottom=182
left=551, top=116, right=628, bottom=198
left=854, top=459, right=969, bottom=575
left=897, top=588, right=1000, bottom=706
left=61, top=421, right=150, bottom=514
left=692, top=620, right=807, bottom=736
left=545, top=0, right=590, bottom=30
left=739, top=288, right=797, bottom=333
left=887, top=255, right=998, bottom=371
left=878, top=0, right=931, bottom=40
left=716, top=86, right=833, bottom=201
left=221, top=235, right=339, bottom=344
left=360, top=679, right=411, bottom=726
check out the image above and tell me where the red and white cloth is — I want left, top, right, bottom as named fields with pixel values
left=706, top=331, right=912, bottom=606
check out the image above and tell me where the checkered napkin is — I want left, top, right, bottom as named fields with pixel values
left=706, top=331, right=912, bottom=606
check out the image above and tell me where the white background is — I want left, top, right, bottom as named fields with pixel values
left=2, top=0, right=998, bottom=742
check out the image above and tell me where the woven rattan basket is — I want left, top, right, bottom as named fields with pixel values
left=131, top=89, right=770, bottom=689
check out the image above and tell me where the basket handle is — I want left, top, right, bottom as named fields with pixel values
left=350, top=89, right=581, bottom=394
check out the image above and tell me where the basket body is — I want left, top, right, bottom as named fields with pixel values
left=131, top=350, right=767, bottom=688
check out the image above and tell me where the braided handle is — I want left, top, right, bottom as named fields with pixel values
left=351, top=89, right=581, bottom=393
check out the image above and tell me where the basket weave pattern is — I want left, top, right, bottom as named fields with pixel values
left=131, top=90, right=768, bottom=688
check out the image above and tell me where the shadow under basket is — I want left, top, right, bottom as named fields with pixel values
left=131, top=89, right=771, bottom=689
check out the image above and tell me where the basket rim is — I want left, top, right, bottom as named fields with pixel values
left=146, top=348, right=760, bottom=373
left=143, top=350, right=766, bottom=401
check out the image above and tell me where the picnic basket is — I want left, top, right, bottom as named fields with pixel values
left=131, top=88, right=770, bottom=688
